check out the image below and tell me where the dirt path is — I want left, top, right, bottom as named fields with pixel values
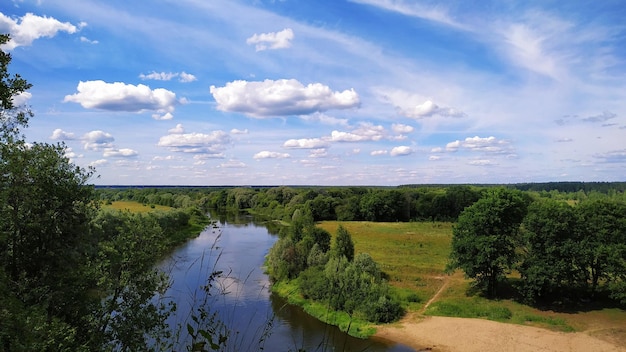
left=373, top=276, right=626, bottom=352
left=419, top=276, right=449, bottom=314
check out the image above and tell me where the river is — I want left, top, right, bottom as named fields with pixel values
left=159, top=212, right=414, bottom=351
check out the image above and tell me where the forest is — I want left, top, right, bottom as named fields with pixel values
left=2, top=32, right=625, bottom=350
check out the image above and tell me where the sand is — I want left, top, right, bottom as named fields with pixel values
left=374, top=315, right=626, bottom=352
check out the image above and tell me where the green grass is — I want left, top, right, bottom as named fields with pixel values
left=271, top=280, right=376, bottom=338
left=315, top=220, right=625, bottom=339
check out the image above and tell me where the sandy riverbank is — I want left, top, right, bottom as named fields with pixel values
left=374, top=315, right=626, bottom=352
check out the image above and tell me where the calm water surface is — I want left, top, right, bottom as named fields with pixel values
left=160, top=212, right=415, bottom=351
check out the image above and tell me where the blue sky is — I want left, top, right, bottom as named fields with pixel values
left=2, top=0, right=625, bottom=185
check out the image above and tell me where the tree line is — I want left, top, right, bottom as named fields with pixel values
left=447, top=188, right=626, bottom=306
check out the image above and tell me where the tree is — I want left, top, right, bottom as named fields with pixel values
left=0, top=34, right=98, bottom=350
left=447, top=188, right=528, bottom=297
left=518, top=199, right=581, bottom=303
left=576, top=199, right=626, bottom=298
left=332, top=225, right=355, bottom=262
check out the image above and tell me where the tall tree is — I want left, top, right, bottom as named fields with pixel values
left=447, top=188, right=528, bottom=297
left=518, top=199, right=581, bottom=303
left=332, top=225, right=355, bottom=262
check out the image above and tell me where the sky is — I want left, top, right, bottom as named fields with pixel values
left=1, top=0, right=625, bottom=186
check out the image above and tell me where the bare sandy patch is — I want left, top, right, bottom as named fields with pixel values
left=374, top=315, right=626, bottom=352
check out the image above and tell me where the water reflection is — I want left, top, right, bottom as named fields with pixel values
left=160, top=212, right=414, bottom=351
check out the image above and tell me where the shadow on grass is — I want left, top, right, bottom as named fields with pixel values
left=472, top=278, right=626, bottom=314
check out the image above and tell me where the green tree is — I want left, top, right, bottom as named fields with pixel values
left=576, top=199, right=626, bottom=298
left=518, top=199, right=581, bottom=303
left=332, top=225, right=355, bottom=262
left=447, top=188, right=528, bottom=297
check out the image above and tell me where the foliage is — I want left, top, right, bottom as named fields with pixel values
left=447, top=188, right=528, bottom=297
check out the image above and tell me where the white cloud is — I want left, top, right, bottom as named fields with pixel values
left=469, top=159, right=498, bottom=166
left=349, top=0, right=466, bottom=30
left=153, top=112, right=173, bottom=120
left=80, top=36, right=98, bottom=44
left=139, top=71, right=197, bottom=83
left=444, top=136, right=511, bottom=154
left=371, top=150, right=388, bottom=156
left=246, top=28, right=294, bottom=51
left=283, top=138, right=329, bottom=149
left=0, top=12, right=79, bottom=50
left=390, top=146, right=413, bottom=156
left=429, top=155, right=441, bottom=161
left=63, top=147, right=82, bottom=160
left=50, top=128, right=76, bottom=140
left=210, top=79, right=360, bottom=117
left=230, top=128, right=249, bottom=134
left=11, top=91, right=31, bottom=106
left=253, top=151, right=291, bottom=159
left=330, top=123, right=386, bottom=142
left=193, top=153, right=225, bottom=160
left=168, top=124, right=185, bottom=134
left=89, top=159, right=108, bottom=168
left=157, top=131, right=231, bottom=154
left=103, top=148, right=138, bottom=158
left=219, top=159, right=247, bottom=168
left=178, top=72, right=197, bottom=83
left=391, top=123, right=414, bottom=134
left=64, top=80, right=179, bottom=118
left=309, top=148, right=328, bottom=158
left=300, top=112, right=350, bottom=126
left=82, top=130, right=114, bottom=151
left=404, top=100, right=465, bottom=119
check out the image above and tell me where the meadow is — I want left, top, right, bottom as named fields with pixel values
left=317, top=221, right=626, bottom=345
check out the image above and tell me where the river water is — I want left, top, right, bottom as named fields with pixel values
left=159, top=212, right=414, bottom=351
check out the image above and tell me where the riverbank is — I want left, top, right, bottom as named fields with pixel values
left=374, top=314, right=626, bottom=352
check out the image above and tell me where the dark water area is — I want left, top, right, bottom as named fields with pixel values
left=159, top=212, right=414, bottom=351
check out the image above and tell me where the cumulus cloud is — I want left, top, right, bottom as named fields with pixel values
left=390, top=146, right=413, bottom=156
left=210, top=79, right=360, bottom=117
left=157, top=131, right=231, bottom=154
left=309, top=148, right=328, bottom=158
left=253, top=151, right=291, bottom=159
left=103, top=148, right=138, bottom=158
left=403, top=100, right=465, bottom=119
left=371, top=150, right=388, bottom=156
left=246, top=28, right=294, bottom=51
left=283, top=138, right=329, bottom=149
left=11, top=91, right=31, bottom=106
left=50, top=128, right=76, bottom=140
left=0, top=12, right=79, bottom=50
left=168, top=123, right=185, bottom=134
left=445, top=136, right=510, bottom=153
left=139, top=71, right=197, bottom=83
left=330, top=123, right=386, bottom=142
left=64, top=80, right=179, bottom=119
left=63, top=147, right=82, bottom=160
left=392, top=123, right=414, bottom=134
left=82, top=130, right=114, bottom=151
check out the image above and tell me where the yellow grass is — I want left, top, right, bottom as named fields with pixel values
left=103, top=200, right=173, bottom=213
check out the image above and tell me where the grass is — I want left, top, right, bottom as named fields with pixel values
left=103, top=200, right=173, bottom=212
left=315, top=221, right=626, bottom=339
left=271, top=280, right=376, bottom=338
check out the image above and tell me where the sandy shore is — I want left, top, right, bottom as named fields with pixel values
left=374, top=315, right=626, bottom=352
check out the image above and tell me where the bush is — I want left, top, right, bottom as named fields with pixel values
left=363, top=296, right=404, bottom=323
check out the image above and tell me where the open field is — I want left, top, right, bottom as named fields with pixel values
left=317, top=221, right=626, bottom=350
left=103, top=201, right=173, bottom=213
